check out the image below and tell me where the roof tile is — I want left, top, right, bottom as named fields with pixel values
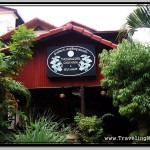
left=110, top=43, right=118, bottom=49
left=101, top=39, right=112, bottom=47
left=82, top=30, right=93, bottom=37
left=91, top=34, right=101, bottom=42
left=98, top=37, right=102, bottom=42
left=73, top=26, right=84, bottom=33
left=49, top=27, right=64, bottom=35
left=37, top=27, right=64, bottom=40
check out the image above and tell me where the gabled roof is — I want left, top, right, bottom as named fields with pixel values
left=0, top=6, right=24, bottom=26
left=36, top=23, right=117, bottom=49
left=24, top=17, right=57, bottom=30
left=1, top=20, right=117, bottom=49
left=61, top=20, right=97, bottom=32
left=1, top=18, right=56, bottom=41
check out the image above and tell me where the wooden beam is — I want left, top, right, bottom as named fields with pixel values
left=80, top=86, right=85, bottom=115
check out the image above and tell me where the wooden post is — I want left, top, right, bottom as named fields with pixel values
left=80, top=86, right=85, bottom=115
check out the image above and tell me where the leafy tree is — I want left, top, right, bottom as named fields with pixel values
left=0, top=25, right=35, bottom=138
left=99, top=39, right=150, bottom=139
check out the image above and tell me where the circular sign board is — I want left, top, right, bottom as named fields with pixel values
left=47, top=45, right=96, bottom=77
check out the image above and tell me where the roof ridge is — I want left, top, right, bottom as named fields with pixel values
left=61, top=20, right=97, bottom=32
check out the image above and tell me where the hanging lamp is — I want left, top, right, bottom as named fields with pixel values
left=100, top=90, right=106, bottom=96
left=59, top=87, right=66, bottom=99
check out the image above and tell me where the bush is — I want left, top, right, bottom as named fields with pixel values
left=74, top=112, right=104, bottom=143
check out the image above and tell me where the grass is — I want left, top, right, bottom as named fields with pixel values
left=8, top=109, right=70, bottom=144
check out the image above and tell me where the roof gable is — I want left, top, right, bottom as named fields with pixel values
left=24, top=18, right=56, bottom=30
left=1, top=17, right=56, bottom=41
left=36, top=23, right=117, bottom=49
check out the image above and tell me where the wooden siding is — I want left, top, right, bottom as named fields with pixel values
left=14, top=32, right=110, bottom=88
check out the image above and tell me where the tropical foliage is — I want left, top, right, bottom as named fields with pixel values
left=119, top=4, right=150, bottom=41
left=99, top=39, right=150, bottom=139
left=0, top=25, right=35, bottom=139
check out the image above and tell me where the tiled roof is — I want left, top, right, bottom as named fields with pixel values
left=1, top=20, right=118, bottom=49
left=1, top=17, right=56, bottom=41
left=24, top=17, right=57, bottom=30
left=36, top=23, right=117, bottom=49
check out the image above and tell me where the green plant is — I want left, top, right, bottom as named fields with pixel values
left=8, top=111, right=69, bottom=144
left=74, top=112, right=104, bottom=143
left=99, top=39, right=150, bottom=140
left=118, top=4, right=150, bottom=43
left=0, top=25, right=35, bottom=142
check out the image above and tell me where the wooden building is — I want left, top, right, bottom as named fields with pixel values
left=1, top=18, right=119, bottom=124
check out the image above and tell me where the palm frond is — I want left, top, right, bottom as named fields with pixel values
left=118, top=4, right=150, bottom=42
left=127, top=5, right=150, bottom=29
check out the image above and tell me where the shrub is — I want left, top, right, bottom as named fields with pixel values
left=74, top=112, right=104, bottom=143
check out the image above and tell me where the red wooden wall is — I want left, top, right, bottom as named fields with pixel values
left=14, top=32, right=109, bottom=88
